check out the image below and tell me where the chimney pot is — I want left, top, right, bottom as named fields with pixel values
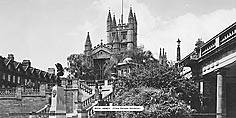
left=22, top=60, right=31, bottom=67
left=48, top=68, right=55, bottom=74
left=8, top=54, right=14, bottom=61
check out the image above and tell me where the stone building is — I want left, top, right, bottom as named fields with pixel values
left=0, top=54, right=58, bottom=89
left=159, top=48, right=168, bottom=66
left=83, top=7, right=138, bottom=81
left=84, top=7, right=137, bottom=57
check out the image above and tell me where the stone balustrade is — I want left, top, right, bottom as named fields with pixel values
left=200, top=24, right=236, bottom=57
left=82, top=94, right=95, bottom=109
left=201, top=38, right=216, bottom=56
left=22, top=88, right=40, bottom=96
left=102, top=92, right=113, bottom=102
left=80, top=83, right=93, bottom=94
left=0, top=88, right=16, bottom=98
left=0, top=84, right=46, bottom=100
left=219, top=25, right=236, bottom=45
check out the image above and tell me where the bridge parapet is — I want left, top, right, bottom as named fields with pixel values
left=181, top=22, right=236, bottom=66
left=201, top=22, right=236, bottom=57
left=219, top=24, right=236, bottom=45
left=201, top=38, right=216, bottom=56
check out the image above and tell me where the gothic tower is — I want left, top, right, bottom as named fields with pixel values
left=133, top=13, right=137, bottom=47
left=107, top=10, right=113, bottom=47
left=159, top=48, right=168, bottom=66
left=106, top=7, right=137, bottom=54
left=127, top=7, right=134, bottom=51
left=84, top=32, right=92, bottom=56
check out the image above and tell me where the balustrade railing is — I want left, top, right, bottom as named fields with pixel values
left=219, top=26, right=236, bottom=45
left=82, top=94, right=95, bottom=109
left=0, top=85, right=46, bottom=99
left=200, top=24, right=236, bottom=57
left=22, top=88, right=40, bottom=96
left=201, top=39, right=216, bottom=56
left=102, top=91, right=113, bottom=102
left=80, top=83, right=93, bottom=94
left=0, top=88, right=16, bottom=98
left=86, top=81, right=95, bottom=86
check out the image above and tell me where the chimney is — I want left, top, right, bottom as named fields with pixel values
left=22, top=60, right=31, bottom=67
left=8, top=54, right=14, bottom=61
left=48, top=68, right=55, bottom=74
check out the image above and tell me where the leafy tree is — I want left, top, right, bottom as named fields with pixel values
left=65, top=54, right=94, bottom=80
left=114, top=87, right=194, bottom=118
left=113, top=49, right=200, bottom=118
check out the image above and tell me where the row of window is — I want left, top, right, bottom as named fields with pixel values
left=0, top=72, right=33, bottom=86
left=118, top=68, right=131, bottom=76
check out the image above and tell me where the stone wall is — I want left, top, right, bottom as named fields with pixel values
left=0, top=96, right=49, bottom=118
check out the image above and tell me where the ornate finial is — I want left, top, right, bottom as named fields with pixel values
left=177, top=38, right=181, bottom=46
left=101, top=39, right=103, bottom=45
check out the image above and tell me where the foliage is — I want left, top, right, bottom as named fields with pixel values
left=114, top=87, right=194, bottom=118
left=65, top=54, right=94, bottom=79
left=113, top=49, right=200, bottom=118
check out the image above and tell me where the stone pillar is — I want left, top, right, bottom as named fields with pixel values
left=16, top=86, right=22, bottom=100
left=49, top=85, right=66, bottom=118
left=72, top=79, right=78, bottom=112
left=77, top=81, right=83, bottom=112
left=40, top=84, right=46, bottom=97
left=104, top=80, right=108, bottom=86
left=216, top=69, right=226, bottom=118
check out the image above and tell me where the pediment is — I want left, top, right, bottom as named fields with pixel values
left=91, top=49, right=111, bottom=59
left=92, top=46, right=112, bottom=55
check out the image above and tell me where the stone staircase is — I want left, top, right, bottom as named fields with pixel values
left=29, top=104, right=50, bottom=118
left=66, top=81, right=113, bottom=118
left=22, top=81, right=113, bottom=118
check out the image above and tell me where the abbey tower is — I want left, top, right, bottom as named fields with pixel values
left=84, top=7, right=137, bottom=56
left=106, top=7, right=137, bottom=53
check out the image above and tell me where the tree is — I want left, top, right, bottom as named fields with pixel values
left=113, top=49, right=200, bottom=118
left=114, top=87, right=194, bottom=118
left=65, top=54, right=95, bottom=80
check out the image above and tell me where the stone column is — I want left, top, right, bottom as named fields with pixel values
left=77, top=81, right=83, bottom=111
left=216, top=69, right=226, bottom=118
left=72, top=79, right=78, bottom=112
left=49, top=85, right=66, bottom=118
left=40, top=84, right=46, bottom=97
left=104, top=79, right=108, bottom=86
left=16, top=86, right=22, bottom=100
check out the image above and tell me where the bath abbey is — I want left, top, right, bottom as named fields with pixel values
left=0, top=1, right=236, bottom=118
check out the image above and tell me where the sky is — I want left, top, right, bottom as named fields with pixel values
left=0, top=0, right=236, bottom=71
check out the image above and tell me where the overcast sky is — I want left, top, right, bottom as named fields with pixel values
left=0, top=0, right=236, bottom=71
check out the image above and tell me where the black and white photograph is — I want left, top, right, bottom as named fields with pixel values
left=0, top=0, right=236, bottom=118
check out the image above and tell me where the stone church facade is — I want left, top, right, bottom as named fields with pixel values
left=83, top=7, right=138, bottom=80
left=84, top=7, right=137, bottom=57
